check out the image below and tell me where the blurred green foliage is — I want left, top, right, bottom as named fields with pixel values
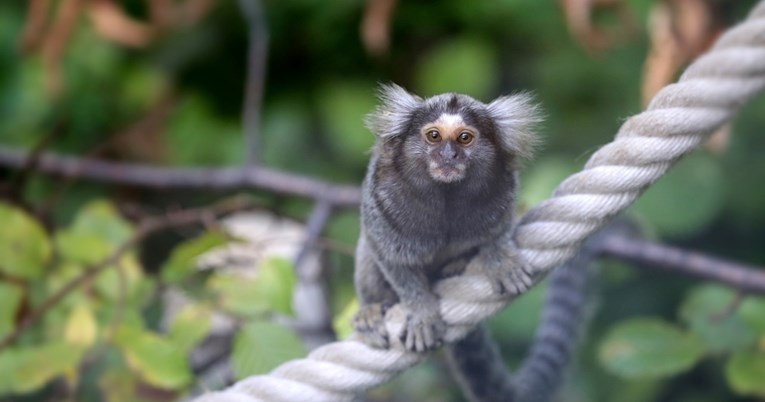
left=599, top=317, right=705, bottom=379
left=0, top=0, right=764, bottom=401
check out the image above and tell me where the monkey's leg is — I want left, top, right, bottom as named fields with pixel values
left=354, top=270, right=397, bottom=349
left=353, top=238, right=398, bottom=349
left=353, top=235, right=446, bottom=352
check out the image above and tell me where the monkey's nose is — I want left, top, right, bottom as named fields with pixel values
left=439, top=142, right=458, bottom=159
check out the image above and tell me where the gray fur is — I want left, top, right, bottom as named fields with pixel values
left=354, top=84, right=541, bottom=352
left=486, top=94, right=543, bottom=161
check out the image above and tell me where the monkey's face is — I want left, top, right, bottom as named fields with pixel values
left=418, top=113, right=482, bottom=183
left=366, top=84, right=541, bottom=186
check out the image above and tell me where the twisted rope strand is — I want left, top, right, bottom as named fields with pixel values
left=195, top=3, right=765, bottom=401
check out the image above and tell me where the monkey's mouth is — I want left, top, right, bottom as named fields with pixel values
left=428, top=162, right=466, bottom=183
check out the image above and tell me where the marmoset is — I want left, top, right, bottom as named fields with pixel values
left=354, top=84, right=542, bottom=352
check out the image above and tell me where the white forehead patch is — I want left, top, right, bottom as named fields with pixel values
left=435, top=113, right=464, bottom=127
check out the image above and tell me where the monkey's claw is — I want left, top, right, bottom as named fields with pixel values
left=469, top=246, right=534, bottom=296
left=353, top=303, right=390, bottom=349
left=399, top=309, right=445, bottom=353
left=487, top=265, right=534, bottom=295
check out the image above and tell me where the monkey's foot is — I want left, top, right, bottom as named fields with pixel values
left=399, top=308, right=445, bottom=353
left=353, top=303, right=390, bottom=349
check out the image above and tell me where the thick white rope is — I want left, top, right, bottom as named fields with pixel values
left=195, top=3, right=765, bottom=401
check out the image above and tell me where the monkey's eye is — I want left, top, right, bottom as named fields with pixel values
left=425, top=129, right=442, bottom=143
left=457, top=131, right=474, bottom=145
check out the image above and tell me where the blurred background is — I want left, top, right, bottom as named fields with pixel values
left=0, top=0, right=764, bottom=401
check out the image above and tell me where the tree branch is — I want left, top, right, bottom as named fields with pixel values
left=292, top=199, right=336, bottom=349
left=600, top=233, right=765, bottom=294
left=0, top=146, right=361, bottom=207
left=238, top=0, right=269, bottom=165
left=295, top=200, right=334, bottom=269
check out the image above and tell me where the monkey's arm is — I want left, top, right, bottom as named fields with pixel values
left=468, top=229, right=535, bottom=296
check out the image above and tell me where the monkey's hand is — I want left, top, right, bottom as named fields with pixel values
left=354, top=303, right=391, bottom=349
left=468, top=241, right=534, bottom=296
left=400, top=300, right=446, bottom=353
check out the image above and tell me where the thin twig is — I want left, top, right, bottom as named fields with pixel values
left=312, top=237, right=356, bottom=257
left=710, top=292, right=745, bottom=322
left=0, top=147, right=362, bottom=207
left=0, top=197, right=256, bottom=351
left=295, top=200, right=333, bottom=269
left=600, top=233, right=765, bottom=294
left=238, top=0, right=269, bottom=165
left=292, top=200, right=336, bottom=349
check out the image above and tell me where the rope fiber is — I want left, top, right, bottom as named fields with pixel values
left=195, top=3, right=765, bottom=401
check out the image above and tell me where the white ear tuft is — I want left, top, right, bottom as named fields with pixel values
left=486, top=93, right=543, bottom=161
left=365, top=84, right=422, bottom=139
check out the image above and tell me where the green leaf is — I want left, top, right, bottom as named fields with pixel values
left=0, top=348, right=14, bottom=393
left=739, top=296, right=765, bottom=334
left=94, top=253, right=146, bottom=303
left=0, top=202, right=51, bottom=279
left=231, top=320, right=307, bottom=379
left=48, top=203, right=146, bottom=306
left=114, top=327, right=192, bottom=390
left=725, top=350, right=765, bottom=397
left=45, top=262, right=90, bottom=311
left=55, top=231, right=114, bottom=265
left=168, top=304, right=213, bottom=352
left=54, top=200, right=134, bottom=266
left=98, top=366, right=140, bottom=402
left=208, top=257, right=297, bottom=316
left=98, top=308, right=145, bottom=336
left=68, top=200, right=134, bottom=246
left=207, top=274, right=261, bottom=315
left=333, top=298, right=358, bottom=340
left=64, top=303, right=99, bottom=347
left=631, top=153, right=723, bottom=237
left=161, top=231, right=230, bottom=283
left=0, top=341, right=86, bottom=394
left=415, top=37, right=499, bottom=99
left=0, top=283, right=22, bottom=339
left=599, top=318, right=704, bottom=379
left=679, top=285, right=757, bottom=353
left=251, top=257, right=297, bottom=316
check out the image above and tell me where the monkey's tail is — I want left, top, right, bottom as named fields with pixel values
left=510, top=244, right=594, bottom=402
left=446, top=323, right=515, bottom=402
left=446, top=239, right=598, bottom=402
